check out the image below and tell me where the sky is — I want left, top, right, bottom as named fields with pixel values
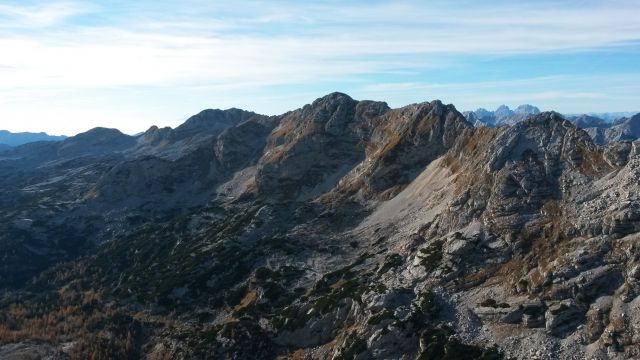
left=0, top=0, right=639, bottom=136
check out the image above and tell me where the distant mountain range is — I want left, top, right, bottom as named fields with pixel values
left=565, top=111, right=638, bottom=122
left=572, top=113, right=640, bottom=145
left=462, top=105, right=640, bottom=145
left=0, top=130, right=66, bottom=147
left=464, top=105, right=637, bottom=128
left=463, top=104, right=541, bottom=127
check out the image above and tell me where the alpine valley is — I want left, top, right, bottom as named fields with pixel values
left=0, top=93, right=639, bottom=359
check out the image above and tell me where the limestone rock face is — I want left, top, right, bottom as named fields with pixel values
left=215, top=117, right=279, bottom=171
left=359, top=100, right=471, bottom=197
left=580, top=113, right=640, bottom=145
left=255, top=92, right=390, bottom=200
left=481, top=112, right=596, bottom=231
left=0, top=93, right=639, bottom=360
left=256, top=93, right=471, bottom=201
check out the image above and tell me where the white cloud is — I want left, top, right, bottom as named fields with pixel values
left=357, top=73, right=640, bottom=113
left=0, top=0, right=638, bottom=134
left=1, top=0, right=638, bottom=90
left=0, top=2, right=93, bottom=27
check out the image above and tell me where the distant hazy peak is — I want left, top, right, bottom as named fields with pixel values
left=514, top=104, right=541, bottom=114
left=465, top=104, right=543, bottom=127
left=0, top=130, right=66, bottom=147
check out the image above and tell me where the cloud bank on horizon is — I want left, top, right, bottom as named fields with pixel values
left=0, top=0, right=638, bottom=135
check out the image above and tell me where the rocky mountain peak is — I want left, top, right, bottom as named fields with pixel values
left=466, top=104, right=545, bottom=127
left=255, top=93, right=389, bottom=200
left=352, top=99, right=471, bottom=199
left=487, top=111, right=593, bottom=171
left=309, top=91, right=354, bottom=106
left=515, top=104, right=541, bottom=115
left=570, top=114, right=609, bottom=129
left=475, top=107, right=493, bottom=117
left=495, top=104, right=512, bottom=114
left=254, top=94, right=471, bottom=201
left=578, top=112, right=640, bottom=145
left=137, top=125, right=175, bottom=147
left=57, top=127, right=137, bottom=158
left=173, top=108, right=257, bottom=140
left=69, top=127, right=127, bottom=140
left=520, top=110, right=566, bottom=124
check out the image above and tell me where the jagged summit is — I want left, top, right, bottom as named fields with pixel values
left=568, top=112, right=640, bottom=145
left=310, top=91, right=355, bottom=103
left=465, top=103, right=542, bottom=127
left=173, top=108, right=258, bottom=140
left=570, top=114, right=610, bottom=128
left=465, top=104, right=639, bottom=146
left=516, top=110, right=567, bottom=124
left=255, top=93, right=468, bottom=200
left=514, top=104, right=541, bottom=114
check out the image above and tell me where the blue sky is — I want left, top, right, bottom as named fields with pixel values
left=0, top=0, right=639, bottom=135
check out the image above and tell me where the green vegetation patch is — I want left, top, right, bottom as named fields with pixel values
left=417, top=289, right=440, bottom=319
left=377, top=253, right=404, bottom=274
left=418, top=240, right=444, bottom=272
left=479, top=298, right=510, bottom=308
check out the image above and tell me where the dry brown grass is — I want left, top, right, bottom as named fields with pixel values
left=496, top=201, right=579, bottom=295
left=233, top=290, right=257, bottom=312
left=0, top=285, right=147, bottom=360
left=441, top=128, right=500, bottom=197
left=580, top=146, right=614, bottom=177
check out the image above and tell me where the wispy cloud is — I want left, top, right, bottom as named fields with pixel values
left=0, top=0, right=638, bottom=135
left=0, top=1, right=94, bottom=27
left=358, top=73, right=640, bottom=112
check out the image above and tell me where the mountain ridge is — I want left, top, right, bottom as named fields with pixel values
left=0, top=130, right=67, bottom=147
left=464, top=104, right=541, bottom=127
left=463, top=105, right=640, bottom=145
left=0, top=93, right=638, bottom=359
